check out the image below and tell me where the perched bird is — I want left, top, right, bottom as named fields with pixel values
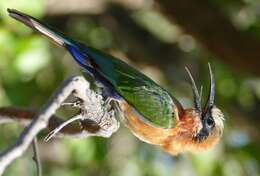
left=8, top=9, right=224, bottom=155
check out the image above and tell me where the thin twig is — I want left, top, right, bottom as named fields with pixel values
left=32, top=138, right=42, bottom=176
left=44, top=114, right=83, bottom=141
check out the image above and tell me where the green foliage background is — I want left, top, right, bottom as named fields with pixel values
left=0, top=0, right=259, bottom=175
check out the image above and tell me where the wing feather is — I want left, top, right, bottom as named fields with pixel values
left=84, top=47, right=178, bottom=128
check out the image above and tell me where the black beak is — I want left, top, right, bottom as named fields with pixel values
left=185, top=67, right=201, bottom=114
left=186, top=63, right=215, bottom=118
left=202, top=63, right=215, bottom=118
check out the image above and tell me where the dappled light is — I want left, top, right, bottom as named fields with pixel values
left=0, top=0, right=260, bottom=176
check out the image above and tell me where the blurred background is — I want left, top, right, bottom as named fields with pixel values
left=0, top=0, right=260, bottom=175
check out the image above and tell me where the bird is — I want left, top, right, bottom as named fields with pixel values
left=8, top=9, right=224, bottom=155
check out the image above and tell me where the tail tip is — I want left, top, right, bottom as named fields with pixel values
left=7, top=8, right=16, bottom=15
left=7, top=8, right=22, bottom=18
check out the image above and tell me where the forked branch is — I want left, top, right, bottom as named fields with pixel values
left=0, top=76, right=119, bottom=175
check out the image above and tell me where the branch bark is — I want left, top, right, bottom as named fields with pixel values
left=0, top=76, right=119, bottom=175
left=0, top=107, right=98, bottom=136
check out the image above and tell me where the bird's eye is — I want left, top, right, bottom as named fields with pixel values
left=206, top=117, right=214, bottom=127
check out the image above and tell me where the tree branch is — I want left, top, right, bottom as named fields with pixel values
left=0, top=107, right=86, bottom=135
left=0, top=76, right=119, bottom=175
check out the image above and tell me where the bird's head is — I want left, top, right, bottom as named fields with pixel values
left=172, top=64, right=224, bottom=154
left=188, top=64, right=224, bottom=151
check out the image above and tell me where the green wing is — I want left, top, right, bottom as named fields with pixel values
left=7, top=9, right=179, bottom=128
left=85, top=47, right=177, bottom=128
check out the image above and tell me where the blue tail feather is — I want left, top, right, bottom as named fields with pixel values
left=8, top=9, right=121, bottom=100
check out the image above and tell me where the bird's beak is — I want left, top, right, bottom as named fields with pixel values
left=186, top=63, right=215, bottom=118
left=185, top=67, right=202, bottom=115
left=202, top=63, right=215, bottom=118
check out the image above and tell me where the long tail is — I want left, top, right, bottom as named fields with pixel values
left=7, top=9, right=74, bottom=48
left=8, top=9, right=118, bottom=97
left=8, top=9, right=91, bottom=69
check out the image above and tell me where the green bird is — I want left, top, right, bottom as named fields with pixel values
left=8, top=9, right=224, bottom=155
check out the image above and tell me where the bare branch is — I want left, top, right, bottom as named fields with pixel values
left=0, top=76, right=119, bottom=175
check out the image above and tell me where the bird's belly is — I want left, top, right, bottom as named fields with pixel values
left=118, top=100, right=174, bottom=145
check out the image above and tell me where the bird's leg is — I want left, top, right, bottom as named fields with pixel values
left=103, top=97, right=117, bottom=110
left=96, top=97, right=120, bottom=128
left=112, top=101, right=126, bottom=124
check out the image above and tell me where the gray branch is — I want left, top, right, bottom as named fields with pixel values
left=0, top=76, right=119, bottom=175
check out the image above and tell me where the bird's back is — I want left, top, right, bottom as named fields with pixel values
left=7, top=8, right=177, bottom=129
left=81, top=46, right=176, bottom=128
